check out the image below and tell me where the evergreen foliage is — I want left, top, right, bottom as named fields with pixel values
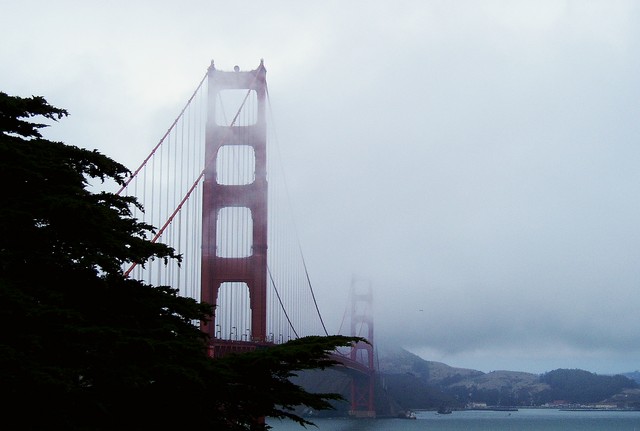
left=0, top=92, right=359, bottom=430
left=540, top=368, right=638, bottom=404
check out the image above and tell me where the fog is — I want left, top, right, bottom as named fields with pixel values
left=3, top=0, right=640, bottom=374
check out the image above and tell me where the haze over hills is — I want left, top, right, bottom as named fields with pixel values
left=375, top=346, right=640, bottom=410
left=379, top=345, right=640, bottom=382
left=294, top=346, right=639, bottom=418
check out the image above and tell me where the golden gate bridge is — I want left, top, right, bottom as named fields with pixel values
left=116, top=60, right=376, bottom=417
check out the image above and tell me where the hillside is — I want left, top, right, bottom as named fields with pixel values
left=293, top=346, right=640, bottom=415
left=377, top=346, right=639, bottom=409
left=624, top=371, right=640, bottom=384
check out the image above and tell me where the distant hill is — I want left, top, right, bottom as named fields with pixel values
left=293, top=347, right=640, bottom=415
left=623, top=371, right=640, bottom=384
left=376, top=346, right=639, bottom=410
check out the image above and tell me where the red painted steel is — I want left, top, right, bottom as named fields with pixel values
left=201, top=61, right=269, bottom=344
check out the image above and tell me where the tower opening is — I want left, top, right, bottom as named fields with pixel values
left=216, top=206, right=253, bottom=258
left=216, top=145, right=256, bottom=185
left=214, top=282, right=252, bottom=341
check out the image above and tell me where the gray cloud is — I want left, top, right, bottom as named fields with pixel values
left=3, top=0, right=640, bottom=374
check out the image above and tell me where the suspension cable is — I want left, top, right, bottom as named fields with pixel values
left=268, top=265, right=299, bottom=339
left=124, top=76, right=256, bottom=276
left=117, top=71, right=208, bottom=196
left=266, top=85, right=329, bottom=336
left=337, top=301, right=349, bottom=335
left=299, top=252, right=329, bottom=336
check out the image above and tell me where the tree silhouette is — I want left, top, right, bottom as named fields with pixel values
left=0, top=92, right=359, bottom=430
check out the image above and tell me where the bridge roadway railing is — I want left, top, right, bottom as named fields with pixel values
left=329, top=351, right=375, bottom=376
left=207, top=339, right=274, bottom=358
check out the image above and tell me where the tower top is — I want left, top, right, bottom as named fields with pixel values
left=208, top=59, right=265, bottom=74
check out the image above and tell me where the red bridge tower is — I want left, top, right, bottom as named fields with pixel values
left=200, top=60, right=268, bottom=354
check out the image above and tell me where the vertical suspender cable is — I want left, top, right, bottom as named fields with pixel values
left=268, top=266, right=299, bottom=339
left=124, top=83, right=254, bottom=276
left=117, top=72, right=207, bottom=196
left=265, top=86, right=330, bottom=336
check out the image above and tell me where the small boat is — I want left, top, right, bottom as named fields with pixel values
left=437, top=406, right=452, bottom=414
left=399, top=410, right=417, bottom=419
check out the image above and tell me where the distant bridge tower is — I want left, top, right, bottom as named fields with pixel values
left=349, top=277, right=376, bottom=418
left=200, top=60, right=268, bottom=351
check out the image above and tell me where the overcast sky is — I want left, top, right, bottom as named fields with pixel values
left=3, top=0, right=640, bottom=375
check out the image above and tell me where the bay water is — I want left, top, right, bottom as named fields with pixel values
left=267, top=408, right=640, bottom=430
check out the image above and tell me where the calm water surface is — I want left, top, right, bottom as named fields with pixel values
left=267, top=409, right=640, bottom=431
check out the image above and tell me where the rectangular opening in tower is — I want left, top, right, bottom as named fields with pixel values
left=215, top=89, right=257, bottom=126
left=216, top=206, right=253, bottom=257
left=214, top=282, right=252, bottom=341
left=216, top=145, right=256, bottom=185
